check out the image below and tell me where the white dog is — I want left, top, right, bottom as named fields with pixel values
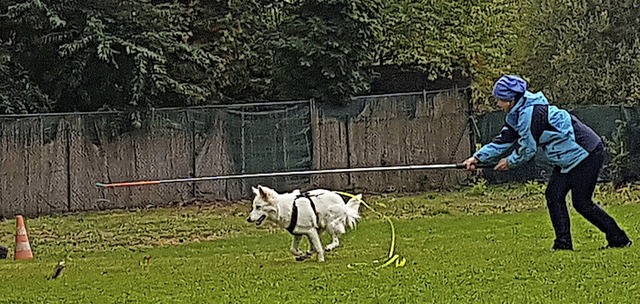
left=247, top=185, right=361, bottom=262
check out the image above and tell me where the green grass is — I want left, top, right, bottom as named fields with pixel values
left=1, top=183, right=640, bottom=303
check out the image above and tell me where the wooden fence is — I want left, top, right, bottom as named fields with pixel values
left=0, top=88, right=472, bottom=218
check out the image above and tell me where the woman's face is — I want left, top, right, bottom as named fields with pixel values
left=497, top=99, right=514, bottom=112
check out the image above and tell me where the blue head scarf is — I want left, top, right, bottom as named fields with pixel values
left=492, top=75, right=528, bottom=101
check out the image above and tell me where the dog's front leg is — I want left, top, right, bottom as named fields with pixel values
left=307, top=229, right=325, bottom=262
left=295, top=235, right=315, bottom=261
left=291, top=234, right=304, bottom=256
left=305, top=234, right=316, bottom=256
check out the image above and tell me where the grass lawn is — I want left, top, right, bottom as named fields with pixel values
left=1, top=182, right=640, bottom=303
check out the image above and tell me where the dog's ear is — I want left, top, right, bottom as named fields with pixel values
left=258, top=185, right=277, bottom=203
left=252, top=186, right=260, bottom=196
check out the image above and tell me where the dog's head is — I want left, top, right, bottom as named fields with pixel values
left=247, top=185, right=279, bottom=226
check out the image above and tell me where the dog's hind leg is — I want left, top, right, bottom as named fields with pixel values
left=307, top=229, right=325, bottom=262
left=291, top=235, right=304, bottom=257
left=325, top=232, right=340, bottom=252
left=325, top=222, right=345, bottom=251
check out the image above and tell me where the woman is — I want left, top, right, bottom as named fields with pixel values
left=463, top=75, right=632, bottom=250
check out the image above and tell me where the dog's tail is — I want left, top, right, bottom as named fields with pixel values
left=344, top=194, right=362, bottom=230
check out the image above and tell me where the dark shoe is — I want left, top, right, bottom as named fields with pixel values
left=552, top=244, right=573, bottom=251
left=552, top=239, right=573, bottom=251
left=599, top=240, right=632, bottom=250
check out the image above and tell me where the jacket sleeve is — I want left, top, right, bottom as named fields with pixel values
left=506, top=106, right=538, bottom=168
left=473, top=123, right=520, bottom=164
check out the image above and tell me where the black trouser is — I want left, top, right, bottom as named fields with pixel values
left=545, top=144, right=629, bottom=248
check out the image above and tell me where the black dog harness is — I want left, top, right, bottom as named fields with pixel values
left=286, top=192, right=320, bottom=235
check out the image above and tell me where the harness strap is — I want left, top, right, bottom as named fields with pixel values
left=286, top=203, right=298, bottom=234
left=285, top=192, right=320, bottom=235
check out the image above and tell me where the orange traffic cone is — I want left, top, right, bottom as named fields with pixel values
left=14, top=215, right=33, bottom=260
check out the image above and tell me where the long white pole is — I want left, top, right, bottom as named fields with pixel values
left=95, top=163, right=490, bottom=188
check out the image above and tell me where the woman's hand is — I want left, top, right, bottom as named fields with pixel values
left=494, top=158, right=510, bottom=171
left=462, top=157, right=479, bottom=171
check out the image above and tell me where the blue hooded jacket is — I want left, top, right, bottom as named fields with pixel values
left=473, top=90, right=602, bottom=173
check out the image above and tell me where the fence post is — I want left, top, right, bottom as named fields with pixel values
left=344, top=114, right=353, bottom=188
left=65, top=119, right=72, bottom=212
left=466, top=87, right=476, bottom=156
left=188, top=110, right=196, bottom=199
left=309, top=98, right=318, bottom=173
left=241, top=111, right=246, bottom=193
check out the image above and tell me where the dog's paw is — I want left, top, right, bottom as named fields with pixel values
left=324, top=244, right=339, bottom=252
left=291, top=250, right=304, bottom=257
left=295, top=255, right=310, bottom=262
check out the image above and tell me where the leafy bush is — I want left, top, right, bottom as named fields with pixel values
left=273, top=0, right=383, bottom=104
left=603, top=119, right=632, bottom=187
left=0, top=0, right=278, bottom=116
left=372, top=0, right=521, bottom=112
left=515, top=0, right=640, bottom=107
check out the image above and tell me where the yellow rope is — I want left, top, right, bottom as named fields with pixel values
left=335, top=191, right=406, bottom=269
